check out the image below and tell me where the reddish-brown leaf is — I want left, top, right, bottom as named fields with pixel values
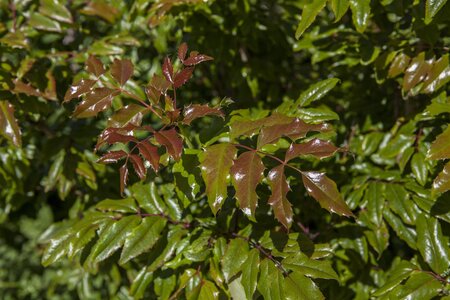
left=230, top=113, right=294, bottom=139
left=137, top=142, right=160, bottom=171
left=81, top=1, right=119, bottom=23
left=13, top=79, right=42, bottom=97
left=97, top=150, right=128, bottom=164
left=95, top=126, right=138, bottom=150
left=154, top=128, right=183, bottom=161
left=111, top=59, right=134, bottom=86
left=0, top=101, right=21, bottom=147
left=107, top=104, right=146, bottom=128
left=257, top=119, right=332, bottom=148
left=200, top=143, right=237, bottom=214
left=402, top=52, right=433, bottom=92
left=44, top=69, right=57, bottom=101
left=427, top=126, right=450, bottom=160
left=162, top=57, right=174, bottom=84
left=120, top=164, right=129, bottom=195
left=285, top=139, right=339, bottom=162
left=231, top=151, right=265, bottom=217
left=129, top=154, right=146, bottom=179
left=63, top=79, right=96, bottom=102
left=183, top=104, right=224, bottom=125
left=301, top=171, right=354, bottom=217
left=73, top=87, right=119, bottom=118
left=433, top=161, right=450, bottom=194
left=183, top=54, right=214, bottom=66
left=178, top=42, right=188, bottom=62
left=267, top=165, right=293, bottom=229
left=173, top=67, right=194, bottom=89
left=86, top=55, right=105, bottom=77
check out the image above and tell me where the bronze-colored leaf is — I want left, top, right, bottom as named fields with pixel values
left=178, top=42, right=188, bottom=62
left=200, top=143, right=237, bottom=214
left=43, top=69, right=57, bottom=101
left=96, top=126, right=138, bottom=150
left=427, top=126, right=450, bottom=160
left=183, top=54, right=213, bottom=66
left=433, top=161, right=450, bottom=194
left=107, top=104, right=146, bottom=128
left=80, top=2, right=119, bottom=23
left=137, top=142, right=160, bottom=171
left=97, top=150, right=128, bottom=164
left=13, top=79, right=42, bottom=97
left=86, top=55, right=106, bottom=77
left=231, top=151, right=265, bottom=217
left=120, top=164, right=129, bottom=195
left=63, top=79, right=96, bottom=102
left=301, top=171, right=354, bottom=217
left=230, top=113, right=294, bottom=139
left=129, top=154, right=146, bottom=179
left=257, top=119, right=332, bottom=148
left=183, top=104, right=224, bottom=125
left=0, top=101, right=21, bottom=147
left=267, top=165, right=293, bottom=229
left=162, top=57, right=174, bottom=84
left=154, top=128, right=183, bottom=160
left=422, top=54, right=450, bottom=94
left=285, top=139, right=339, bottom=162
left=73, top=87, right=119, bottom=118
left=402, top=52, right=433, bottom=92
left=111, top=59, right=134, bottom=86
left=388, top=52, right=410, bottom=78
left=173, top=67, right=194, bottom=88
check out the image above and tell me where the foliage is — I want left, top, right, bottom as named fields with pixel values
left=1, top=0, right=450, bottom=299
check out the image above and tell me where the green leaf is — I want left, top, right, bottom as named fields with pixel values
left=257, top=259, right=285, bottom=300
left=349, top=0, right=371, bottom=33
left=411, top=152, right=428, bottom=186
left=267, top=165, right=294, bottom=229
left=365, top=182, right=385, bottom=227
left=87, top=215, right=140, bottom=264
left=107, top=104, right=145, bottom=128
left=241, top=248, right=260, bottom=299
left=295, top=78, right=340, bottom=107
left=302, top=171, right=354, bottom=217
left=386, top=184, right=417, bottom=225
left=231, top=151, right=265, bottom=218
left=394, top=272, right=442, bottom=300
left=131, top=182, right=167, bottom=214
left=221, top=238, right=249, bottom=282
left=39, top=0, right=73, bottom=24
left=295, top=0, right=328, bottom=39
left=95, top=198, right=138, bottom=214
left=0, top=101, right=21, bottom=147
left=364, top=220, right=390, bottom=256
left=428, top=126, right=450, bottom=160
left=283, top=252, right=339, bottom=280
left=383, top=209, right=417, bottom=250
left=296, top=106, right=340, bottom=122
left=425, top=0, right=449, bottom=24
left=42, top=229, right=73, bottom=266
left=403, top=52, right=433, bottom=93
left=200, top=143, right=237, bottom=214
left=119, top=217, right=166, bottom=265
left=284, top=271, right=324, bottom=300
left=330, top=0, right=350, bottom=22
left=416, top=215, right=450, bottom=274
left=198, top=280, right=219, bottom=300
left=29, top=13, right=62, bottom=32
left=372, top=260, right=417, bottom=297
left=422, top=54, right=450, bottom=93
left=130, top=266, right=153, bottom=299
left=433, top=161, right=450, bottom=194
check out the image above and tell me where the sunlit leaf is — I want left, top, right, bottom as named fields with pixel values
left=285, top=139, right=338, bottom=161
left=330, top=0, right=350, bottom=22
left=349, top=0, right=370, bottom=33
left=433, top=161, right=450, bottom=194
left=425, top=0, right=449, bottom=24
left=295, top=0, right=327, bottom=39
left=154, top=128, right=183, bottom=161
left=73, top=88, right=119, bottom=118
left=64, top=79, right=96, bottom=102
left=295, top=78, right=340, bottom=107
left=427, top=125, right=450, bottom=160
left=267, top=165, right=293, bottom=229
left=283, top=252, right=339, bottom=280
left=183, top=104, right=224, bottom=125
left=0, top=101, right=21, bottom=147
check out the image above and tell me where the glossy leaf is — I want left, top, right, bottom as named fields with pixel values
left=183, top=104, right=224, bottom=125
left=154, top=128, right=183, bottom=161
left=411, top=152, right=428, bottom=186
left=366, top=182, right=385, bottom=227
left=388, top=53, right=411, bottom=78
left=183, top=54, right=213, bottom=66
left=302, top=171, right=354, bottom=217
left=129, top=154, right=146, bottom=179
left=120, top=164, right=129, bottom=195
left=330, top=0, right=350, bottom=22
left=349, top=0, right=370, bottom=33
left=428, top=125, right=450, bottom=160
left=295, top=78, right=339, bottom=107
left=96, top=198, right=138, bottom=213
left=433, top=161, right=450, bottom=194
left=64, top=79, right=96, bottom=102
left=0, top=101, right=21, bottom=147
left=230, top=151, right=265, bottom=217
left=257, top=259, right=285, bottom=300
left=42, top=230, right=73, bottom=266
left=120, top=217, right=167, bottom=264
left=73, top=88, right=119, bottom=118
left=295, top=0, right=327, bottom=39
left=13, top=79, right=42, bottom=97
left=230, top=113, right=294, bottom=139
left=425, top=0, right=449, bottom=24
left=221, top=238, right=248, bottom=282
left=86, top=55, right=105, bottom=77
left=200, top=143, right=237, bottom=214
left=108, top=104, right=145, bottom=128
left=372, top=260, right=417, bottom=297
left=241, top=248, right=260, bottom=299
left=198, top=280, right=219, bottom=300
left=29, top=13, right=61, bottom=32
left=39, top=0, right=73, bottom=24
left=422, top=54, right=450, bottom=93
left=386, top=184, right=417, bottom=225
left=283, top=252, right=339, bottom=280
left=402, top=53, right=433, bottom=92
left=285, top=139, right=338, bottom=161
left=284, top=271, right=324, bottom=300
left=383, top=209, right=417, bottom=250
left=111, top=59, right=134, bottom=86
left=81, top=2, right=119, bottom=23
left=87, top=216, right=140, bottom=264
left=178, top=42, right=188, bottom=62
left=174, top=67, right=194, bottom=88
left=267, top=165, right=293, bottom=229
left=394, top=272, right=442, bottom=299
left=162, top=57, right=174, bottom=84
left=416, top=215, right=450, bottom=274
left=137, top=142, right=160, bottom=172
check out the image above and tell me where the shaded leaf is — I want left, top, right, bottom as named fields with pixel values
left=366, top=182, right=385, bottom=227
left=372, top=260, right=417, bottom=297
left=154, top=128, right=183, bottom=161
left=13, top=79, right=42, bottom=97
left=198, top=280, right=219, bottom=300
left=29, top=13, right=61, bottom=32
left=302, top=171, right=354, bottom=217
left=96, top=198, right=138, bottom=213
left=108, top=104, right=145, bottom=128
left=295, top=0, right=327, bottom=39
left=428, top=125, right=450, bottom=160
left=200, top=143, right=237, bottom=214
left=120, top=164, right=129, bottom=195
left=40, top=0, right=73, bottom=23
left=267, top=165, right=293, bottom=229
left=137, top=142, right=160, bottom=172
left=174, top=67, right=194, bottom=88
left=231, top=151, right=265, bottom=218
left=86, top=55, right=105, bottom=77
left=411, top=152, right=428, bottom=186
left=81, top=2, right=119, bottom=23
left=284, top=271, right=324, bottom=300
left=221, top=238, right=249, bottom=282
left=383, top=209, right=417, bottom=249
left=162, top=57, right=174, bottom=84
left=416, top=215, right=450, bottom=274
left=183, top=54, right=213, bottom=66
left=295, top=78, right=340, bottom=107
left=241, top=248, right=260, bottom=299
left=0, top=101, right=21, bottom=147
left=422, top=54, right=450, bottom=93
left=183, top=104, right=224, bottom=125
left=257, top=259, right=285, bottom=300
left=129, top=154, right=146, bottom=180
left=330, top=0, right=350, bottom=22
left=395, top=272, right=442, bottom=300
left=111, top=59, right=134, bottom=86
left=63, top=79, right=96, bottom=102
left=403, top=52, right=433, bottom=92
left=433, top=161, right=450, bottom=194
left=285, top=139, right=339, bottom=161
left=283, top=252, right=339, bottom=280
left=73, top=88, right=119, bottom=118
left=178, top=42, right=188, bottom=62
left=386, top=184, right=417, bottom=225
left=388, top=52, right=411, bottom=78
left=425, top=0, right=449, bottom=24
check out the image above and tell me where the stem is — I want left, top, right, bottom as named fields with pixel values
left=120, top=89, right=163, bottom=119
left=173, top=86, right=177, bottom=109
